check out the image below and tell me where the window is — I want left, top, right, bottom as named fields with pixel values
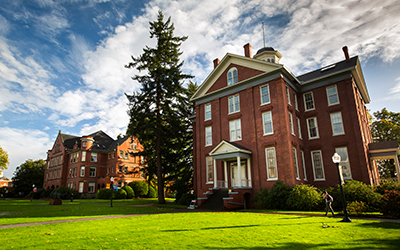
left=293, top=147, right=300, bottom=180
left=141, top=156, right=145, bottom=164
left=80, top=166, right=85, bottom=177
left=307, top=117, right=319, bottom=139
left=301, top=150, right=307, bottom=181
left=119, top=151, right=123, bottom=158
left=107, top=167, right=110, bottom=175
left=125, top=166, right=129, bottom=174
left=206, top=156, right=214, bottom=183
left=326, top=85, right=339, bottom=105
left=205, top=126, right=212, bottom=146
left=205, top=103, right=211, bottom=120
left=297, top=117, right=302, bottom=139
left=227, top=68, right=238, bottom=86
left=74, top=167, right=77, bottom=177
left=82, top=141, right=87, bottom=148
left=260, top=85, right=270, bottom=105
left=228, top=94, right=240, bottom=114
left=108, top=153, right=111, bottom=160
left=111, top=166, right=114, bottom=173
left=289, top=112, right=295, bottom=135
left=286, top=86, right=291, bottom=105
left=262, top=111, right=273, bottom=135
left=79, top=182, right=84, bottom=193
left=229, top=119, right=242, bottom=141
left=265, top=147, right=277, bottom=180
left=88, top=182, right=95, bottom=193
left=91, top=152, right=97, bottom=162
left=294, top=93, right=298, bottom=110
left=331, top=112, right=344, bottom=135
left=81, top=151, right=86, bottom=161
left=119, top=166, right=123, bottom=173
left=89, top=166, right=96, bottom=177
left=311, top=150, right=325, bottom=180
left=125, top=152, right=129, bottom=159
left=304, top=92, right=315, bottom=111
left=335, top=147, right=352, bottom=179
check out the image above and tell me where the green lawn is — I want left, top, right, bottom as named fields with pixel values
left=0, top=199, right=399, bottom=249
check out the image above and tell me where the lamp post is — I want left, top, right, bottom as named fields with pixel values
left=110, top=177, right=114, bottom=207
left=31, top=184, right=35, bottom=202
left=332, top=153, right=351, bottom=222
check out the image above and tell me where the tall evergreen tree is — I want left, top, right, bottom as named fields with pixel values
left=125, top=11, right=193, bottom=204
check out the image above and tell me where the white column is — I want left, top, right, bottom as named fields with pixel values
left=247, top=158, right=252, bottom=187
left=237, top=156, right=242, bottom=188
left=213, top=159, right=217, bottom=189
left=224, top=161, right=228, bottom=188
left=395, top=155, right=400, bottom=183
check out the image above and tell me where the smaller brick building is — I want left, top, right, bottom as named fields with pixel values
left=43, top=130, right=146, bottom=197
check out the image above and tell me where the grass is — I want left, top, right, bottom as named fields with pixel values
left=0, top=199, right=399, bottom=249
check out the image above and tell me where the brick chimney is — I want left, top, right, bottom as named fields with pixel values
left=244, top=43, right=252, bottom=58
left=342, top=46, right=350, bottom=61
left=213, top=58, right=220, bottom=68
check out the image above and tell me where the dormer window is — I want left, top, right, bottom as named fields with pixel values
left=227, top=68, right=238, bottom=86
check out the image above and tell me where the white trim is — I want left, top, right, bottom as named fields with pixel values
left=293, top=147, right=300, bottom=180
left=307, top=117, right=319, bottom=139
left=326, top=85, right=340, bottom=106
left=303, top=92, right=315, bottom=111
left=205, top=126, right=212, bottom=146
left=301, top=150, right=307, bottom=181
left=205, top=103, right=212, bottom=121
left=260, top=84, right=270, bottom=105
left=286, top=86, right=291, bottom=105
left=289, top=112, right=295, bottom=136
left=311, top=150, right=325, bottom=181
left=227, top=67, right=238, bottom=86
left=229, top=119, right=242, bottom=142
left=296, top=117, right=302, bottom=139
left=265, top=147, right=278, bottom=180
left=330, top=112, right=345, bottom=136
left=262, top=111, right=274, bottom=135
left=228, top=94, right=240, bottom=114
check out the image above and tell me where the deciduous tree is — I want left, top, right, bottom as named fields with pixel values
left=0, top=146, right=9, bottom=171
left=12, top=159, right=45, bottom=196
left=125, top=11, right=193, bottom=204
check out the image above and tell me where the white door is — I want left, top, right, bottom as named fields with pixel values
left=230, top=161, right=246, bottom=187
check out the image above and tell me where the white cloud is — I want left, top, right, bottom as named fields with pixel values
left=0, top=127, right=53, bottom=178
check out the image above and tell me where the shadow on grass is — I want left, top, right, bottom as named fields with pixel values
left=163, top=225, right=261, bottom=232
left=356, top=221, right=400, bottom=229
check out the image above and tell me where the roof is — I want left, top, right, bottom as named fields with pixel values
left=369, top=141, right=399, bottom=151
left=61, top=130, right=118, bottom=152
left=109, top=137, right=131, bottom=151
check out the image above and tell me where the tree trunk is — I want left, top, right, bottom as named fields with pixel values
left=156, top=82, right=165, bottom=204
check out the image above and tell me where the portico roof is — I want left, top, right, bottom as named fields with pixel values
left=369, top=141, right=399, bottom=160
left=209, top=140, right=252, bottom=160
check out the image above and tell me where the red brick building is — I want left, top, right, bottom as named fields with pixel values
left=44, top=130, right=146, bottom=197
left=191, top=44, right=379, bottom=209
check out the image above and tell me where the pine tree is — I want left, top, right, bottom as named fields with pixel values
left=125, top=11, right=193, bottom=204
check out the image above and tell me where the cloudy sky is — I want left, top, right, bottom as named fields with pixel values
left=1, top=0, right=400, bottom=178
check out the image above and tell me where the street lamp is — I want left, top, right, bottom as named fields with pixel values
left=332, top=153, right=351, bottom=222
left=31, top=184, right=35, bottom=202
left=110, top=177, right=114, bottom=207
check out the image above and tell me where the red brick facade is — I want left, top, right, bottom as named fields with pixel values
left=43, top=130, right=146, bottom=198
left=191, top=44, right=378, bottom=209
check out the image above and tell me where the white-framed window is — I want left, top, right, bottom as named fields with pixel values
left=205, top=103, right=211, bottom=120
left=296, top=117, right=302, bottom=139
left=289, top=112, right=295, bottom=135
left=304, top=92, right=315, bottom=111
left=227, top=68, right=238, bottom=86
left=229, top=119, right=242, bottom=141
left=286, top=86, right=291, bottom=105
left=335, top=147, right=352, bottom=179
left=205, top=126, right=212, bottom=146
left=293, top=147, right=300, bottom=180
left=331, top=112, right=344, bottom=135
left=311, top=150, right=325, bottom=180
left=326, top=85, right=339, bottom=106
left=260, top=85, right=270, bottom=105
left=79, top=182, right=84, bottom=193
left=81, top=151, right=86, bottom=162
left=89, top=166, right=96, bottom=177
left=107, top=166, right=110, bottom=175
left=119, top=151, right=123, bottom=158
left=206, top=156, right=214, bottom=183
left=82, top=141, right=87, bottom=148
left=266, top=147, right=278, bottom=180
left=307, top=117, right=319, bottom=139
left=119, top=165, right=123, bottom=173
left=80, top=166, right=85, bottom=177
left=294, top=93, right=298, bottom=110
left=74, top=167, right=77, bottom=177
left=301, top=150, right=307, bottom=181
left=125, top=152, right=129, bottom=159
left=228, top=94, right=240, bottom=114
left=90, top=152, right=97, bottom=162
left=88, top=182, right=95, bottom=193
left=262, top=111, right=273, bottom=135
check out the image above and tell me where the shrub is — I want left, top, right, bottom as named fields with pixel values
left=129, top=181, right=149, bottom=198
left=347, top=201, right=368, bottom=216
left=147, top=185, right=157, bottom=198
left=40, top=188, right=53, bottom=198
left=380, top=190, right=400, bottom=218
left=50, top=186, right=80, bottom=200
left=253, top=180, right=292, bottom=209
left=176, top=192, right=196, bottom=205
left=114, top=189, right=127, bottom=199
left=122, top=186, right=135, bottom=199
left=286, top=184, right=322, bottom=211
left=96, top=188, right=112, bottom=199
left=253, top=188, right=269, bottom=209
left=375, top=180, right=400, bottom=195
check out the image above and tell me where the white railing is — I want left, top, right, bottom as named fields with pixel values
left=217, top=180, right=228, bottom=188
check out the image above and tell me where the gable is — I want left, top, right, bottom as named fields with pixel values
left=191, top=53, right=282, bottom=102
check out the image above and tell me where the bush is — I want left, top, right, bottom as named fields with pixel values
left=114, top=189, right=127, bottom=199
left=40, top=188, right=53, bottom=198
left=50, top=186, right=80, bottom=200
left=286, top=184, right=322, bottom=211
left=176, top=192, right=196, bottom=205
left=347, top=201, right=368, bottom=216
left=129, top=181, right=149, bottom=198
left=375, top=180, right=400, bottom=195
left=147, top=185, right=157, bottom=198
left=122, top=186, right=135, bottom=199
left=96, top=188, right=112, bottom=199
left=253, top=180, right=292, bottom=210
left=380, top=190, right=400, bottom=218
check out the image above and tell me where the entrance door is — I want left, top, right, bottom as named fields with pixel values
left=230, top=161, right=246, bottom=187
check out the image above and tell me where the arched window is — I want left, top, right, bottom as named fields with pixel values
left=227, top=68, right=238, bottom=86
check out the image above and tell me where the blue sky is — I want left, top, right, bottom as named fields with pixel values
left=1, top=0, right=400, bottom=178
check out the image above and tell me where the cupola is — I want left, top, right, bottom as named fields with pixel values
left=81, top=136, right=94, bottom=149
left=253, top=47, right=282, bottom=64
